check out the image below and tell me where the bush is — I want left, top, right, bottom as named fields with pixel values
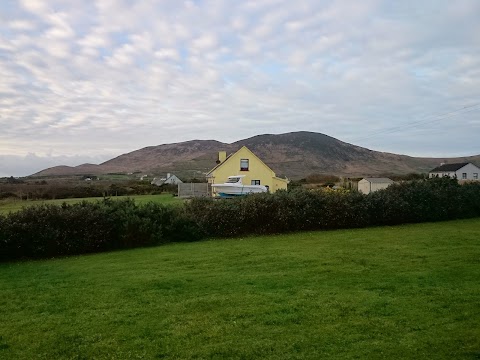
left=1, top=177, right=479, bottom=261
left=0, top=192, right=18, bottom=200
left=185, top=178, right=480, bottom=237
left=0, top=199, right=202, bottom=261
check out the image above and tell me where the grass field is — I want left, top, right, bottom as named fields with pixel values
left=1, top=219, right=479, bottom=359
left=0, top=194, right=181, bottom=214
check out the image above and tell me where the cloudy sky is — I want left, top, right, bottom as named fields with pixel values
left=1, top=0, right=479, bottom=176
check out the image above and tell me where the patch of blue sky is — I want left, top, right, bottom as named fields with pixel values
left=71, top=4, right=99, bottom=37
left=379, top=1, right=438, bottom=20
left=95, top=30, right=130, bottom=58
left=170, top=46, right=192, bottom=72
left=409, top=68, right=433, bottom=80
left=134, top=57, right=150, bottom=70
left=258, top=62, right=285, bottom=77
left=214, top=51, right=236, bottom=64
left=178, top=46, right=189, bottom=61
left=110, top=30, right=130, bottom=48
left=0, top=0, right=23, bottom=17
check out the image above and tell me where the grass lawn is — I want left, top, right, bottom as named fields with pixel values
left=1, top=219, right=479, bottom=359
left=0, top=193, right=181, bottom=214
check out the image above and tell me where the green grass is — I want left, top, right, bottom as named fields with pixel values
left=1, top=219, right=479, bottom=359
left=0, top=194, right=181, bottom=214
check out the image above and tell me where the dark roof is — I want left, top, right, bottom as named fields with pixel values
left=430, top=162, right=470, bottom=172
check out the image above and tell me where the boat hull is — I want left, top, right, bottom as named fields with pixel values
left=212, top=184, right=267, bottom=196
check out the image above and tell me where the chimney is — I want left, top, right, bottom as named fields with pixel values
left=217, top=151, right=227, bottom=164
left=167, top=173, right=171, bottom=178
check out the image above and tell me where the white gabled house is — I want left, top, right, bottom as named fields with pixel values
left=428, top=162, right=480, bottom=181
left=151, top=173, right=183, bottom=186
left=358, top=178, right=394, bottom=194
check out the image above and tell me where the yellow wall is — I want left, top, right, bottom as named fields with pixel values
left=207, top=146, right=288, bottom=196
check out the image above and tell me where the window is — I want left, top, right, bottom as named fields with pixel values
left=240, top=159, right=249, bottom=171
left=462, top=173, right=467, bottom=179
left=251, top=180, right=260, bottom=185
left=474, top=173, right=478, bottom=180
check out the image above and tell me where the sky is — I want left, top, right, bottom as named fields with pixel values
left=1, top=0, right=480, bottom=177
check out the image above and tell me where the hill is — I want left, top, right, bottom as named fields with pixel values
left=34, top=131, right=480, bottom=179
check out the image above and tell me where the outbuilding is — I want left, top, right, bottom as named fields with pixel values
left=358, top=178, right=394, bottom=194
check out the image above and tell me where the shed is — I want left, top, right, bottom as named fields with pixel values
left=358, top=178, right=394, bottom=194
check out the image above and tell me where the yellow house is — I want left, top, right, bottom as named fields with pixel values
left=206, top=146, right=288, bottom=196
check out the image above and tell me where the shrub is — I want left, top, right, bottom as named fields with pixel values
left=185, top=177, right=480, bottom=238
left=1, top=177, right=479, bottom=261
left=0, top=199, right=202, bottom=261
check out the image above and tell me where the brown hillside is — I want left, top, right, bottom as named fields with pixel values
left=33, top=131, right=480, bottom=179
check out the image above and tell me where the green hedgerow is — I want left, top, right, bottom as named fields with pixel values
left=1, top=177, right=479, bottom=261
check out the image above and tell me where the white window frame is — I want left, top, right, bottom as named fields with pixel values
left=240, top=159, right=249, bottom=171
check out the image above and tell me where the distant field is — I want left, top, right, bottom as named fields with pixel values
left=1, top=219, right=479, bottom=359
left=0, top=194, right=181, bottom=214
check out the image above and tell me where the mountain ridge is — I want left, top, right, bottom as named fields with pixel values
left=33, top=131, right=480, bottom=179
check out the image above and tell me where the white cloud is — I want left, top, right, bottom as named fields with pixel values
left=19, top=0, right=49, bottom=16
left=0, top=0, right=479, bottom=176
left=191, top=33, right=218, bottom=52
left=8, top=20, right=37, bottom=31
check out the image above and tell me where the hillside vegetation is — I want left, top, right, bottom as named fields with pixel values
left=34, top=131, right=480, bottom=178
left=1, top=219, right=479, bottom=359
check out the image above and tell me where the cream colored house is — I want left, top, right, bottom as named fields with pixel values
left=206, top=146, right=288, bottom=196
left=358, top=178, right=394, bottom=194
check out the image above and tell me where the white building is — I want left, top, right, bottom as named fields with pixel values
left=358, top=178, right=394, bottom=194
left=429, top=163, right=480, bottom=181
left=151, top=173, right=183, bottom=186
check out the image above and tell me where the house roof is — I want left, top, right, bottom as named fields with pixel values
left=151, top=173, right=180, bottom=185
left=430, top=162, right=470, bottom=172
left=206, top=146, right=275, bottom=176
left=361, top=178, right=394, bottom=183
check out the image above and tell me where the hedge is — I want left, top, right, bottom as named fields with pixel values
left=1, top=177, right=479, bottom=261
left=0, top=199, right=200, bottom=261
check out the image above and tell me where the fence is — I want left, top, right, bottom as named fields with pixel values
left=178, top=183, right=211, bottom=198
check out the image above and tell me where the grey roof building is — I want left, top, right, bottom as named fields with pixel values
left=430, top=162, right=470, bottom=172
left=429, top=162, right=480, bottom=181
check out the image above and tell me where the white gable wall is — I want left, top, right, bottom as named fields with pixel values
left=429, top=163, right=480, bottom=180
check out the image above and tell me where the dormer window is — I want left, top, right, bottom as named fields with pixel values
left=240, top=159, right=249, bottom=171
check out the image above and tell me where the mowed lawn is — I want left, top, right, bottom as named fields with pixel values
left=1, top=219, right=479, bottom=359
left=0, top=193, right=181, bottom=214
